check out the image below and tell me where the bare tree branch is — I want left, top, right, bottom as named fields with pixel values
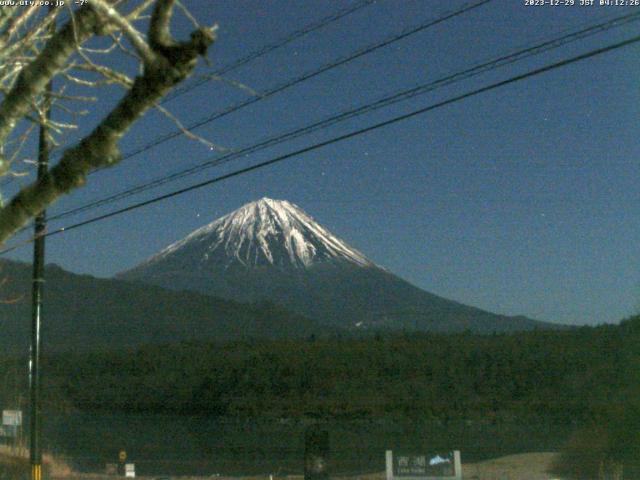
left=0, top=5, right=39, bottom=48
left=72, top=62, right=134, bottom=87
left=0, top=6, right=104, bottom=151
left=90, top=0, right=158, bottom=65
left=154, top=103, right=228, bottom=153
left=149, top=0, right=175, bottom=49
left=126, top=0, right=157, bottom=21
left=0, top=1, right=217, bottom=244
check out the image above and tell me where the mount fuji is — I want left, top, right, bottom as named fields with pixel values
left=118, top=198, right=558, bottom=333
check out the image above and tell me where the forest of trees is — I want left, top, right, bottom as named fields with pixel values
left=1, top=315, right=638, bottom=478
left=1, top=316, right=635, bottom=421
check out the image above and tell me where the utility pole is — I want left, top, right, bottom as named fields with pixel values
left=30, top=10, right=54, bottom=480
left=30, top=81, right=50, bottom=480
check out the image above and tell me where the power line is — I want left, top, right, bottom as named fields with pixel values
left=45, top=10, right=640, bottom=224
left=2, top=31, right=636, bottom=255
left=0, top=0, right=376, bottom=190
left=164, top=0, right=377, bottom=102
left=87, top=0, right=493, bottom=174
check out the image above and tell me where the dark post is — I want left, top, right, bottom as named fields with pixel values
left=29, top=119, right=47, bottom=480
left=30, top=13, right=53, bottom=480
left=304, top=425, right=329, bottom=480
left=118, top=450, right=127, bottom=476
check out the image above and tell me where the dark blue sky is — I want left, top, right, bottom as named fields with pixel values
left=4, top=0, right=640, bottom=326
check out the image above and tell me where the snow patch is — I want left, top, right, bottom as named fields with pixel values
left=138, top=198, right=375, bottom=270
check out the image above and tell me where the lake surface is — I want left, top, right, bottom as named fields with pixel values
left=41, top=413, right=573, bottom=476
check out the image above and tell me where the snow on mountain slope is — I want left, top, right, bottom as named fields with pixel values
left=138, top=198, right=374, bottom=270
left=119, top=198, right=560, bottom=333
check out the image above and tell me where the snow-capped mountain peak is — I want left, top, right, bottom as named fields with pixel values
left=141, top=198, right=374, bottom=269
left=118, top=198, right=555, bottom=335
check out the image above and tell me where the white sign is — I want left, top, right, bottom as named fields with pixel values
left=386, top=450, right=462, bottom=480
left=2, top=410, right=22, bottom=426
left=125, top=463, right=135, bottom=478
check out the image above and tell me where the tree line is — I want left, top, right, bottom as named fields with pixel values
left=0, top=318, right=631, bottom=423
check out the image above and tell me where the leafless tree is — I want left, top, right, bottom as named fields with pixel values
left=0, top=0, right=216, bottom=245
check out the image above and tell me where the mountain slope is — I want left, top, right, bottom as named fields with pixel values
left=129, top=197, right=373, bottom=271
left=119, top=198, right=559, bottom=333
left=0, top=259, right=328, bottom=353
